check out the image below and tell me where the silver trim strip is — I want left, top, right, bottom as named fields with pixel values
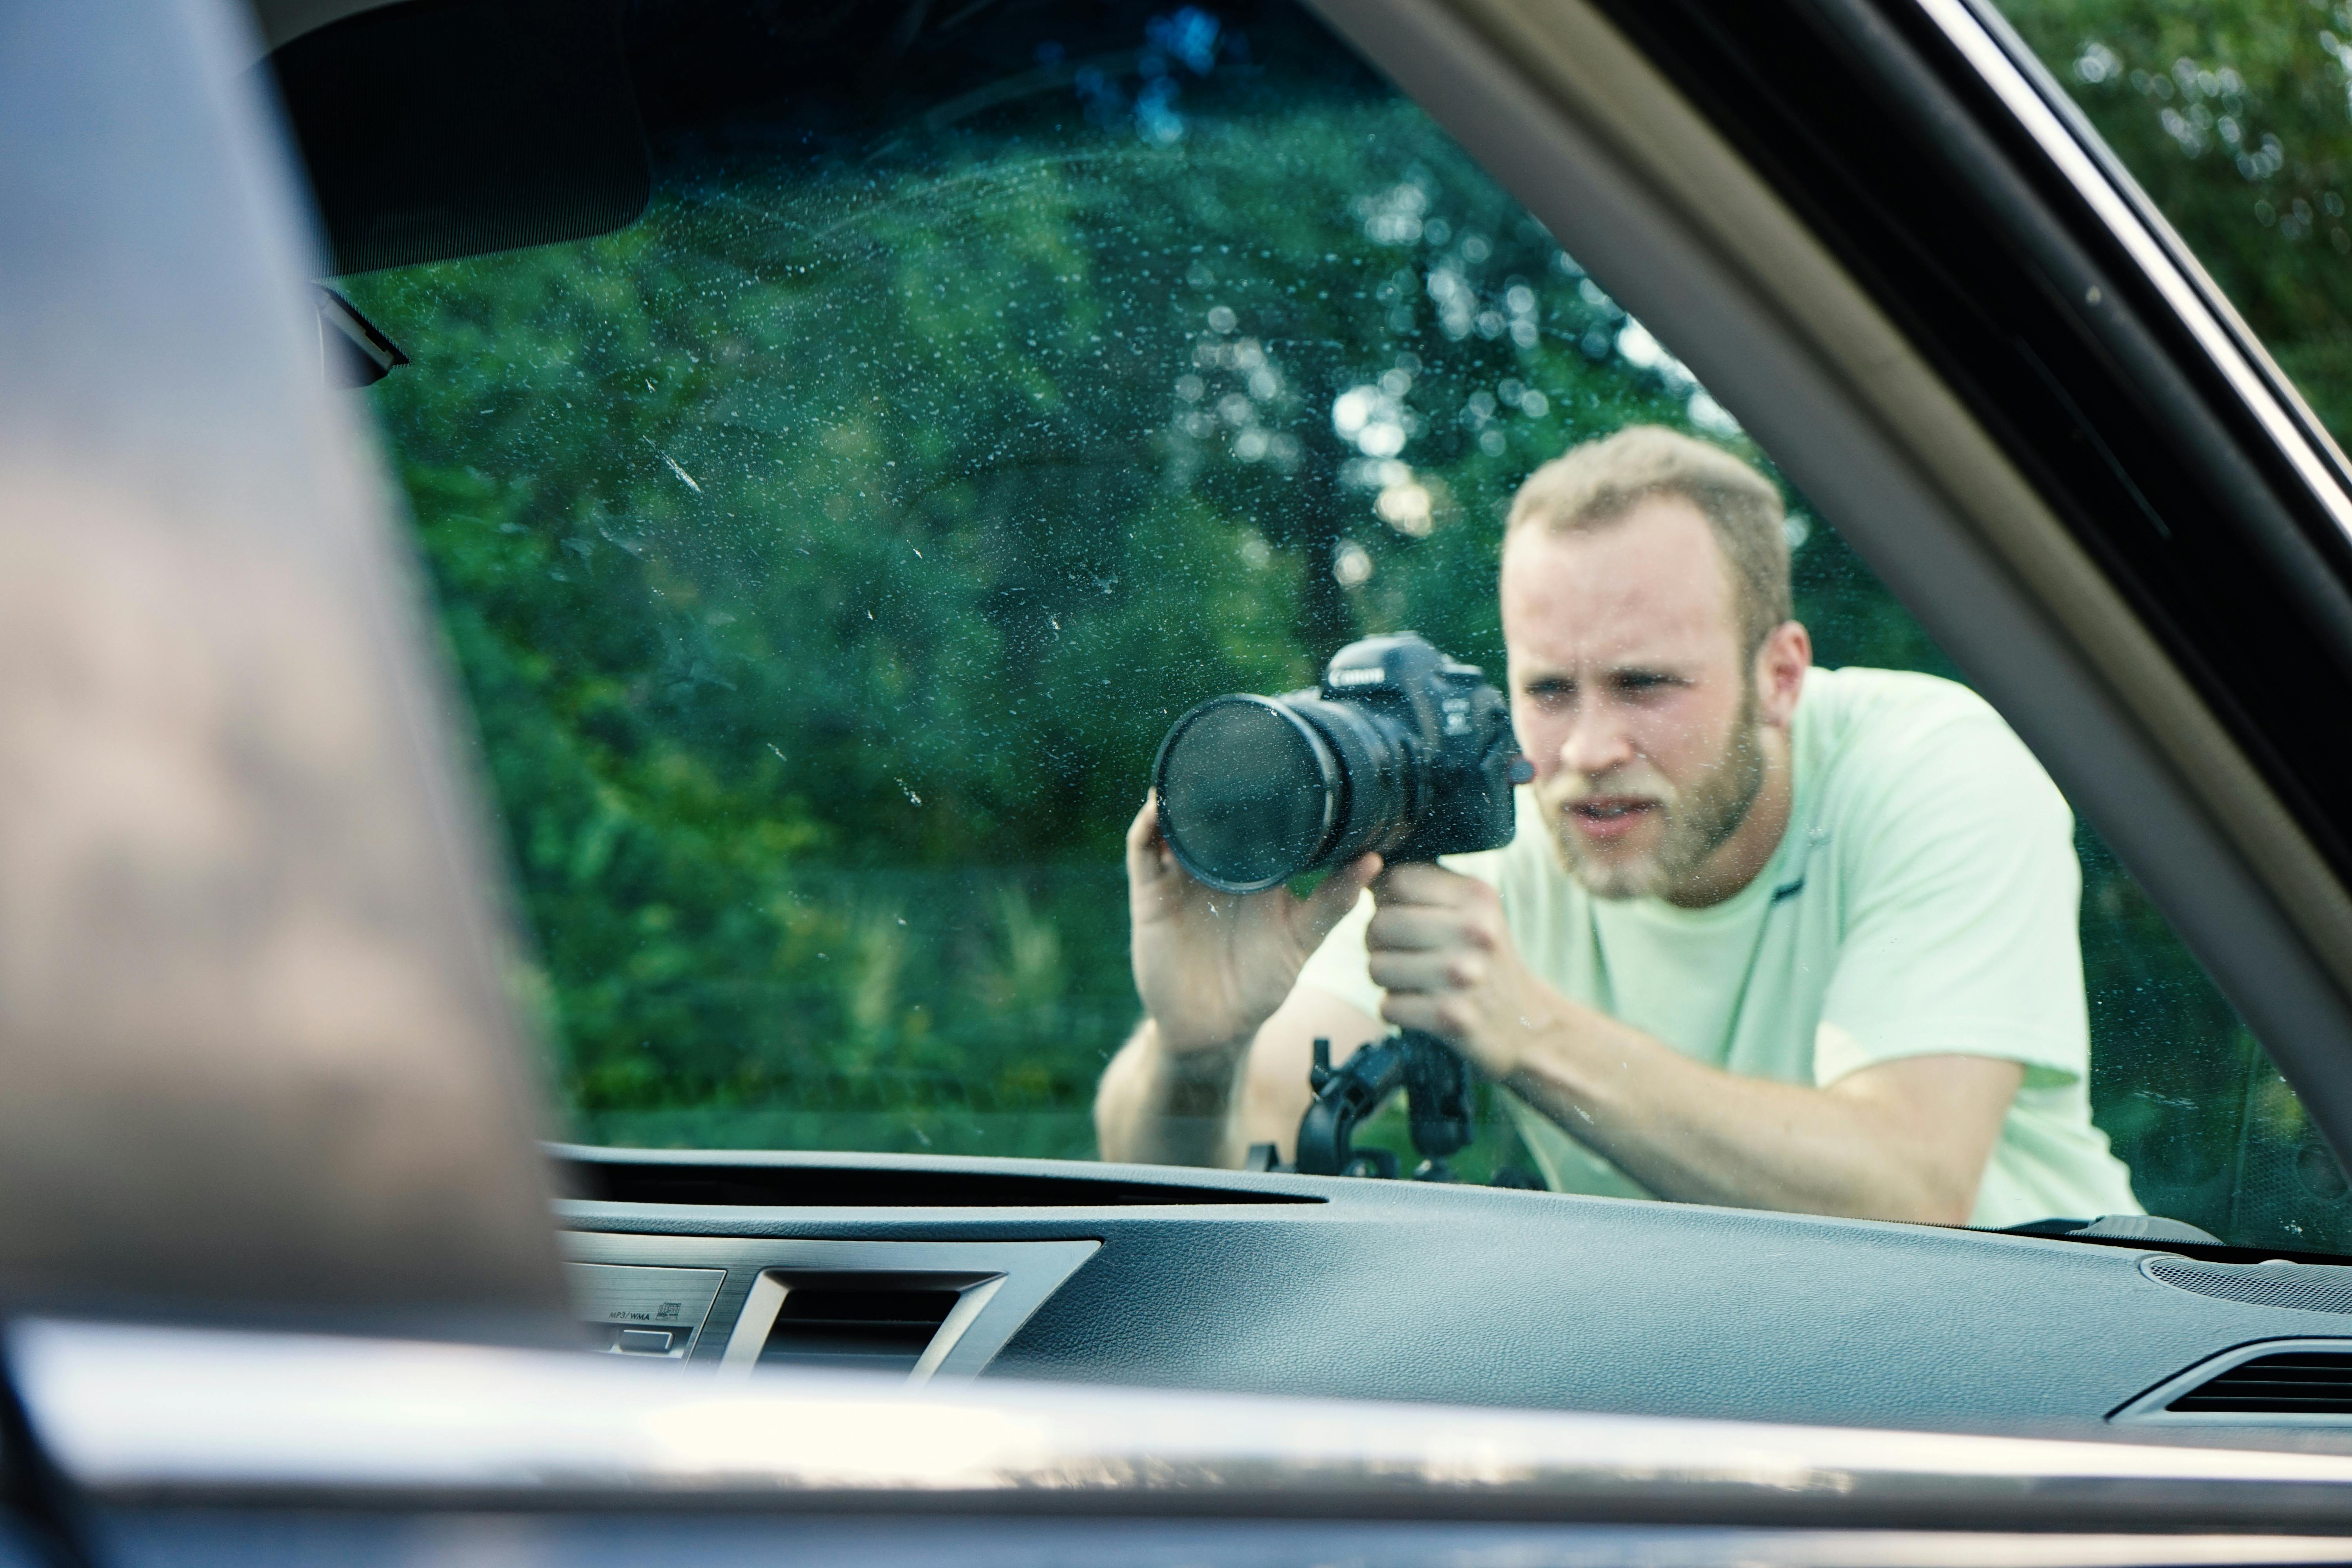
left=19, top=1319, right=2352, bottom=1527
left=1911, top=0, right=2352, bottom=550
left=718, top=1271, right=792, bottom=1372
left=911, top=1274, right=1008, bottom=1382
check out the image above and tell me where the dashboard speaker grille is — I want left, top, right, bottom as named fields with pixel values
left=2167, top=1351, right=2352, bottom=1415
left=2144, top=1258, right=2352, bottom=1315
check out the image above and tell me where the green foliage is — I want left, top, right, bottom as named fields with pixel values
left=350, top=3, right=2348, bottom=1248
left=2000, top=0, right=2352, bottom=434
left=352, top=81, right=1715, bottom=1160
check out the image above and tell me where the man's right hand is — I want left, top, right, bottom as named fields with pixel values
left=1126, top=795, right=1381, bottom=1057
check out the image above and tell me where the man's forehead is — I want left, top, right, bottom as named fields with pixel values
left=1500, top=498, right=1739, bottom=667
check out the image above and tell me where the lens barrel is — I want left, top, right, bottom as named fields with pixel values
left=1152, top=632, right=1519, bottom=894
left=1152, top=696, right=1338, bottom=893
left=1153, top=692, right=1415, bottom=893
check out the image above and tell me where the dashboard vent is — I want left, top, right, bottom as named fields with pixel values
left=2145, top=1257, right=2352, bottom=1315
left=757, top=1285, right=962, bottom=1375
left=2167, top=1351, right=2352, bottom=1416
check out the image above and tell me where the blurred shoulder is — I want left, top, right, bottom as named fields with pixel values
left=1802, top=664, right=2000, bottom=735
left=1800, top=665, right=2065, bottom=823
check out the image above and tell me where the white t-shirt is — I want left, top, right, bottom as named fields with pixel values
left=1295, top=665, right=2141, bottom=1228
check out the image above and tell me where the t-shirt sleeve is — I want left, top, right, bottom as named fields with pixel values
left=1292, top=889, right=1388, bottom=1024
left=1812, top=696, right=2089, bottom=1091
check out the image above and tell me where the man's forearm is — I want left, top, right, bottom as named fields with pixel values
left=1363, top=863, right=2018, bottom=1224
left=1093, top=1018, right=1251, bottom=1168
left=1497, top=1000, right=2005, bottom=1224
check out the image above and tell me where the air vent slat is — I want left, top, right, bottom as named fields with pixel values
left=2164, top=1350, right=2352, bottom=1416
left=2191, top=1365, right=2352, bottom=1383
left=758, top=1285, right=962, bottom=1376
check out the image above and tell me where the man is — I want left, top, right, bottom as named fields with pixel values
left=1094, top=425, right=2138, bottom=1227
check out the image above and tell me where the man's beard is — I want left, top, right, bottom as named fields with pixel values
left=1537, top=687, right=1766, bottom=902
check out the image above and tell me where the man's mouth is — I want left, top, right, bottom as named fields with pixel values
left=1565, top=797, right=1659, bottom=842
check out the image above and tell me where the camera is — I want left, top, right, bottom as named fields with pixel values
left=1151, top=632, right=1530, bottom=893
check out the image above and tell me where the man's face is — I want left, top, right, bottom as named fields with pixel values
left=1501, top=497, right=1764, bottom=901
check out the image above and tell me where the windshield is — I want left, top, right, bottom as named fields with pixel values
left=336, top=0, right=2350, bottom=1254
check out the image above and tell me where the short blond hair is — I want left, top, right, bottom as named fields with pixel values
left=1505, top=426, right=1792, bottom=658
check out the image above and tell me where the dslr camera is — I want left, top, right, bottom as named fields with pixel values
left=1151, top=632, right=1531, bottom=1181
left=1151, top=632, right=1529, bottom=893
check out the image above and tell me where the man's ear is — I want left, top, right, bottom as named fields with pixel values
left=1753, top=621, right=1811, bottom=730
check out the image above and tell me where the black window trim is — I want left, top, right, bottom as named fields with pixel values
left=1949, top=0, right=2352, bottom=507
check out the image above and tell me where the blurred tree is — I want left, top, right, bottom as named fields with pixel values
left=351, top=45, right=1722, bottom=1156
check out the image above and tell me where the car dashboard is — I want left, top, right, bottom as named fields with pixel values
left=555, top=1148, right=2352, bottom=1450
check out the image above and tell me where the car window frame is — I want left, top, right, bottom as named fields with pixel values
left=1295, top=0, right=2352, bottom=1168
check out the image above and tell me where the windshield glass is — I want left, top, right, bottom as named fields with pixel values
left=337, top=0, right=2351, bottom=1254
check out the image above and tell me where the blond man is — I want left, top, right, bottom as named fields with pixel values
left=1095, top=425, right=2137, bottom=1227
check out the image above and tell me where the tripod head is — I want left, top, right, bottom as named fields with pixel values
left=1292, top=1030, right=1475, bottom=1180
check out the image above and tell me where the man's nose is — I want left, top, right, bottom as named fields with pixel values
left=1558, top=708, right=1633, bottom=778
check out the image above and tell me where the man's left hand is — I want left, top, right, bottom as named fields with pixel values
left=1363, top=863, right=1558, bottom=1079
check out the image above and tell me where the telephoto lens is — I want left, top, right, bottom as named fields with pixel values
left=1152, top=633, right=1528, bottom=893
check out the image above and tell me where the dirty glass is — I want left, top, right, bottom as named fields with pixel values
left=348, top=0, right=2345, bottom=1250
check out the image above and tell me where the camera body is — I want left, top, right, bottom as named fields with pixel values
left=1152, top=632, right=1527, bottom=894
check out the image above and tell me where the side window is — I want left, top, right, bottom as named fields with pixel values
left=1989, top=1, right=2352, bottom=1247
left=346, top=0, right=2344, bottom=1252
left=1996, top=3, right=2352, bottom=441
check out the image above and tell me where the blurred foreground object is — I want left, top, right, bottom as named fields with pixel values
left=0, top=0, right=564, bottom=1334
left=22, top=1317, right=2352, bottom=1542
